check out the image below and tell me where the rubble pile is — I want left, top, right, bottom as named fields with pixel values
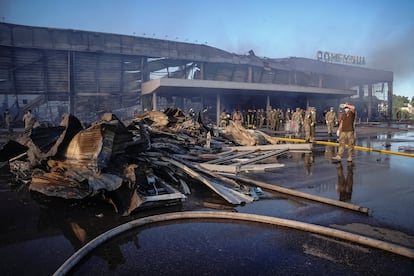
left=0, top=109, right=311, bottom=216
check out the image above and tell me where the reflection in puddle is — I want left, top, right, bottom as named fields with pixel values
left=335, top=163, right=353, bottom=202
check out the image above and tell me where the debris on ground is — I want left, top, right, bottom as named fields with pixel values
left=398, top=146, right=414, bottom=153
left=0, top=108, right=312, bottom=216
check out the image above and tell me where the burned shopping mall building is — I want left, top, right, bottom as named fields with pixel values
left=0, top=23, right=393, bottom=124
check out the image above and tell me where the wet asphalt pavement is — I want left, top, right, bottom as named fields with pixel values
left=0, top=123, right=413, bottom=275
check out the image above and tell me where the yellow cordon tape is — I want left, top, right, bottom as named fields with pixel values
left=274, top=137, right=414, bottom=158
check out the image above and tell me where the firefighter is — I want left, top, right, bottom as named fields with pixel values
left=246, top=108, right=256, bottom=129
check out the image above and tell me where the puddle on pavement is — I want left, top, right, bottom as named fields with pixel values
left=331, top=223, right=414, bottom=248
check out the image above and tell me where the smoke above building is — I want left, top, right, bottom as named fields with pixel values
left=367, top=26, right=414, bottom=80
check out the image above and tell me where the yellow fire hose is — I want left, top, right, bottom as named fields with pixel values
left=274, top=137, right=414, bottom=158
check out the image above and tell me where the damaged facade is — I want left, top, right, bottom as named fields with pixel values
left=0, top=23, right=393, bottom=126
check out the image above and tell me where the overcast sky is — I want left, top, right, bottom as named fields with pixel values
left=2, top=0, right=413, bottom=99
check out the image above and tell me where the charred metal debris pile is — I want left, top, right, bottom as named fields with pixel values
left=0, top=108, right=311, bottom=216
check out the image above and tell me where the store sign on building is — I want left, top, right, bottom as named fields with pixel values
left=317, top=50, right=366, bottom=66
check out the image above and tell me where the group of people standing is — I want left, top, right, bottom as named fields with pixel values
left=224, top=107, right=320, bottom=142
left=285, top=107, right=318, bottom=142
left=1, top=109, right=36, bottom=135
left=260, top=106, right=318, bottom=142
left=3, top=109, right=12, bottom=133
left=217, top=103, right=356, bottom=162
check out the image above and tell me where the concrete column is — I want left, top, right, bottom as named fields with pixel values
left=387, top=81, right=393, bottom=120
left=248, top=66, right=252, bottom=83
left=200, top=63, right=205, bottom=80
left=359, top=85, right=364, bottom=98
left=141, top=57, right=149, bottom=82
left=266, top=95, right=271, bottom=111
left=42, top=50, right=49, bottom=98
left=318, top=75, right=323, bottom=88
left=120, top=58, right=124, bottom=106
left=68, top=51, right=75, bottom=115
left=216, top=93, right=221, bottom=126
left=368, top=83, right=373, bottom=120
left=152, top=92, right=157, bottom=111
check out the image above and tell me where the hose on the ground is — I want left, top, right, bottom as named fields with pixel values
left=274, top=137, right=414, bottom=158
left=53, top=211, right=414, bottom=275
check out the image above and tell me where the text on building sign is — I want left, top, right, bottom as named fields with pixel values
left=317, top=51, right=366, bottom=65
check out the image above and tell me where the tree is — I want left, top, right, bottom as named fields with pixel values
left=392, top=94, right=414, bottom=120
left=392, top=94, right=409, bottom=120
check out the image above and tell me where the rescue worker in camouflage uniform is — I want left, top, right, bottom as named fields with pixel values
left=303, top=106, right=316, bottom=142
left=332, top=103, right=356, bottom=162
left=232, top=109, right=243, bottom=126
left=277, top=109, right=283, bottom=131
left=22, top=109, right=35, bottom=135
left=266, top=109, right=272, bottom=129
left=220, top=110, right=228, bottom=127
left=291, top=107, right=303, bottom=138
left=325, top=107, right=337, bottom=136
left=4, top=109, right=12, bottom=133
left=273, top=109, right=280, bottom=131
left=284, top=108, right=292, bottom=135
left=310, top=107, right=316, bottom=140
left=258, top=109, right=265, bottom=129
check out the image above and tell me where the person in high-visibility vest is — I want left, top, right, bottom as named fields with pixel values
left=246, top=108, right=256, bottom=129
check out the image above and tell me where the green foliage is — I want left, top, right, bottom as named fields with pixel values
left=393, top=94, right=409, bottom=105
left=393, top=94, right=414, bottom=120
